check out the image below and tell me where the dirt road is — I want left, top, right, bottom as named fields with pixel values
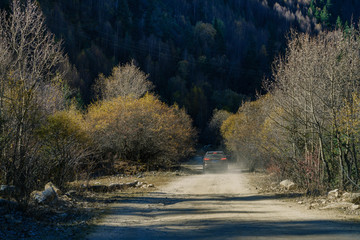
left=85, top=166, right=360, bottom=240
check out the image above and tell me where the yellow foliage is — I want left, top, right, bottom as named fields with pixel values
left=221, top=95, right=268, bottom=150
left=38, top=106, right=89, bottom=145
left=86, top=93, right=196, bottom=166
left=260, top=106, right=288, bottom=157
left=337, top=93, right=360, bottom=143
left=36, top=106, right=92, bottom=187
left=220, top=93, right=286, bottom=168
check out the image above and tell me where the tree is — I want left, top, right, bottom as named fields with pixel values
left=222, top=27, right=360, bottom=191
left=221, top=95, right=269, bottom=171
left=320, top=6, right=330, bottom=25
left=207, top=109, right=231, bottom=147
left=267, top=29, right=360, bottom=190
left=185, top=85, right=209, bottom=129
left=0, top=0, right=68, bottom=203
left=94, top=60, right=154, bottom=100
left=86, top=93, right=196, bottom=169
left=0, top=32, right=11, bottom=179
left=336, top=16, right=342, bottom=29
left=37, top=107, right=93, bottom=188
left=194, top=21, right=216, bottom=53
left=308, top=0, right=316, bottom=16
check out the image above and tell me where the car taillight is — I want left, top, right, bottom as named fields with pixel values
left=204, top=158, right=210, bottom=161
left=221, top=158, right=227, bottom=160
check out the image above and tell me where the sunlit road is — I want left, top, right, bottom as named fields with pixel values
left=86, top=162, right=360, bottom=240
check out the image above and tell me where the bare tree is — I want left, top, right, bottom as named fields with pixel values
left=0, top=0, right=68, bottom=203
left=94, top=60, right=154, bottom=100
left=268, top=29, right=360, bottom=190
left=0, top=32, right=12, bottom=184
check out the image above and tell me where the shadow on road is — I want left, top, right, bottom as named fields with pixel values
left=87, top=219, right=359, bottom=240
left=84, top=168, right=360, bottom=240
left=85, top=192, right=360, bottom=240
left=81, top=191, right=303, bottom=205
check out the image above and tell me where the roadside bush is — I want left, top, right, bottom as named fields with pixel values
left=36, top=107, right=93, bottom=188
left=86, top=93, right=196, bottom=170
left=221, top=95, right=270, bottom=171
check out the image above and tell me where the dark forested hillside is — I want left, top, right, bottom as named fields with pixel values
left=1, top=0, right=359, bottom=132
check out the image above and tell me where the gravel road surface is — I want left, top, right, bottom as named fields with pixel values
left=86, top=167, right=360, bottom=240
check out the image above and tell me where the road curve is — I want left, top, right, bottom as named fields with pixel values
left=85, top=168, right=360, bottom=240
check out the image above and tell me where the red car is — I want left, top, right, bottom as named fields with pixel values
left=203, top=151, right=228, bottom=173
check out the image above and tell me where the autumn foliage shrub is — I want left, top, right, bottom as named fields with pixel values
left=221, top=95, right=270, bottom=170
left=37, top=108, right=93, bottom=188
left=86, top=93, right=196, bottom=170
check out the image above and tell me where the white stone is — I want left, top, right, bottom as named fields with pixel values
left=45, top=182, right=62, bottom=195
left=351, top=204, right=360, bottom=210
left=320, top=202, right=353, bottom=210
left=31, top=187, right=57, bottom=204
left=279, top=180, right=296, bottom=190
left=327, top=189, right=339, bottom=199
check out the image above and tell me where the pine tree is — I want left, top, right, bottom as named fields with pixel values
left=308, top=0, right=316, bottom=16
left=336, top=16, right=342, bottom=29
left=320, top=6, right=330, bottom=26
left=326, top=0, right=332, bottom=9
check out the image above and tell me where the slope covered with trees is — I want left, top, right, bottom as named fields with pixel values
left=35, top=0, right=290, bottom=131
left=221, top=28, right=360, bottom=192
left=0, top=1, right=321, bottom=129
left=1, top=0, right=359, bottom=132
left=0, top=0, right=196, bottom=205
left=1, top=0, right=358, bottom=132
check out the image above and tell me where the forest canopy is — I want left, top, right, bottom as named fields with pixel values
left=3, top=0, right=359, bottom=133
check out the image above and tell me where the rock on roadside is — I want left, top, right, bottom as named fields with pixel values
left=45, top=182, right=62, bottom=195
left=280, top=180, right=296, bottom=191
left=320, top=202, right=354, bottom=210
left=342, top=192, right=360, bottom=204
left=31, top=182, right=60, bottom=204
left=327, top=189, right=340, bottom=199
left=86, top=180, right=155, bottom=192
